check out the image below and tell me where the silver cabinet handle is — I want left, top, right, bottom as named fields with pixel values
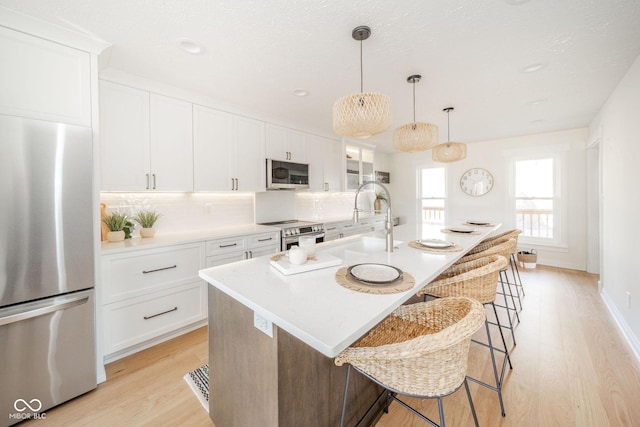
left=219, top=243, right=237, bottom=248
left=143, top=306, right=177, bottom=320
left=142, top=265, right=177, bottom=274
left=0, top=295, right=89, bottom=326
left=231, top=178, right=234, bottom=190
left=152, top=174, right=157, bottom=190
left=235, top=178, right=238, bottom=190
left=257, top=237, right=273, bottom=242
left=248, top=250, right=253, bottom=258
left=146, top=173, right=150, bottom=190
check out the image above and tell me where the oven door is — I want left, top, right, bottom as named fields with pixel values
left=283, top=232, right=325, bottom=251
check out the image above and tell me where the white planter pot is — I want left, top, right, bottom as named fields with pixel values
left=106, top=230, right=125, bottom=242
left=140, top=227, right=156, bottom=238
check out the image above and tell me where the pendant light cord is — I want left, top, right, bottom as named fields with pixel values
left=447, top=109, right=451, bottom=141
left=359, top=39, right=364, bottom=93
left=412, top=80, right=416, bottom=122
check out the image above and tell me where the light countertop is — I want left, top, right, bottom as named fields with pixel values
left=199, top=223, right=498, bottom=358
left=101, top=224, right=280, bottom=254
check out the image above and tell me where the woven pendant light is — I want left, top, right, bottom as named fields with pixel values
left=393, top=75, right=438, bottom=152
left=432, top=107, right=467, bottom=163
left=333, top=26, right=392, bottom=138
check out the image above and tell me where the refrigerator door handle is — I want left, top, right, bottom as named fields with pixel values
left=0, top=295, right=89, bottom=326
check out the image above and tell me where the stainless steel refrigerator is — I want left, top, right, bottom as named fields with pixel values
left=0, top=114, right=96, bottom=426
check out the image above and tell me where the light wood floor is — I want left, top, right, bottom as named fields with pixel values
left=24, top=266, right=640, bottom=426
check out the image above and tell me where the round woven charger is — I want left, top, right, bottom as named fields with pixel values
left=408, top=240, right=463, bottom=253
left=441, top=229, right=481, bottom=235
left=335, top=266, right=415, bottom=294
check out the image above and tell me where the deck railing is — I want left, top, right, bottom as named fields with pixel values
left=422, top=206, right=445, bottom=223
left=516, top=208, right=553, bottom=237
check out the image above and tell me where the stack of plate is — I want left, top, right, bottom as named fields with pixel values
left=416, top=239, right=455, bottom=249
left=347, top=263, right=403, bottom=285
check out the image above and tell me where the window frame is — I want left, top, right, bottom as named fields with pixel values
left=508, top=152, right=565, bottom=247
left=417, top=166, right=447, bottom=236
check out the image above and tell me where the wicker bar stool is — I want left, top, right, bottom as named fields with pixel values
left=335, top=297, right=485, bottom=427
left=457, top=237, right=520, bottom=342
left=481, top=229, right=525, bottom=301
left=417, top=255, right=512, bottom=417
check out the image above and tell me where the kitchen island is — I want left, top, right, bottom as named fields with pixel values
left=199, top=224, right=498, bottom=427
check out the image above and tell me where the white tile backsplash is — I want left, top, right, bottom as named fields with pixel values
left=295, top=192, right=375, bottom=221
left=100, top=192, right=254, bottom=236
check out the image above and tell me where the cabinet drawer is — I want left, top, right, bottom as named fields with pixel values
left=206, top=236, right=247, bottom=256
left=103, top=282, right=206, bottom=355
left=206, top=251, right=247, bottom=268
left=102, top=244, right=202, bottom=303
left=248, top=244, right=280, bottom=258
left=247, top=232, right=280, bottom=249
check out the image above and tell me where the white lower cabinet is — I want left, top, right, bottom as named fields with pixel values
left=103, top=282, right=206, bottom=356
left=205, top=231, right=280, bottom=267
left=101, top=242, right=206, bottom=360
left=324, top=216, right=386, bottom=240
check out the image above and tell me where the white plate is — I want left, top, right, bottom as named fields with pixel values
left=448, top=226, right=476, bottom=233
left=466, top=220, right=491, bottom=225
left=348, top=264, right=403, bottom=284
left=417, top=239, right=455, bottom=249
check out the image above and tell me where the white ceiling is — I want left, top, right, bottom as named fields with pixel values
left=3, top=0, right=640, bottom=152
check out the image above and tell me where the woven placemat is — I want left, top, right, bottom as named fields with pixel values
left=441, top=229, right=481, bottom=235
left=335, top=266, right=415, bottom=294
left=408, top=240, right=463, bottom=253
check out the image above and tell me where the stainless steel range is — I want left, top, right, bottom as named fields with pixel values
left=259, top=220, right=325, bottom=251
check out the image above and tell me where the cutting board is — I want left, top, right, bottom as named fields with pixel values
left=100, top=203, right=109, bottom=241
left=270, top=253, right=342, bottom=275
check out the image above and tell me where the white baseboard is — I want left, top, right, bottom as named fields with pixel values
left=600, top=288, right=640, bottom=364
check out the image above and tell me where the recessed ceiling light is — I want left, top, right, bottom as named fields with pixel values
left=522, top=63, right=546, bottom=73
left=530, top=119, right=544, bottom=124
left=178, top=38, right=204, bottom=55
left=529, top=98, right=547, bottom=105
left=293, top=89, right=309, bottom=97
left=505, top=0, right=531, bottom=5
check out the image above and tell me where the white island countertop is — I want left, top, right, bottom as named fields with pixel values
left=199, top=224, right=498, bottom=358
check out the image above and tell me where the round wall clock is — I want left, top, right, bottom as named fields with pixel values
left=460, top=168, right=494, bottom=196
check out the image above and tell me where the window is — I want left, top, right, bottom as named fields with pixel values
left=514, top=157, right=558, bottom=242
left=419, top=167, right=446, bottom=234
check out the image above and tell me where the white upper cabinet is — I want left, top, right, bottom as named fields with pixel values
left=193, top=105, right=234, bottom=191
left=100, top=81, right=150, bottom=191
left=265, top=124, right=306, bottom=162
left=0, top=26, right=91, bottom=126
left=149, top=94, right=193, bottom=191
left=100, top=82, right=193, bottom=191
left=193, top=105, right=265, bottom=192
left=234, top=116, right=266, bottom=191
left=306, top=135, right=342, bottom=192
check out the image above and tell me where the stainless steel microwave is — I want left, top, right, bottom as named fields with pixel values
left=266, top=159, right=309, bottom=190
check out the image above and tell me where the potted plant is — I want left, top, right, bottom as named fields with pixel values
left=133, top=209, right=161, bottom=238
left=102, top=212, right=128, bottom=242
left=374, top=191, right=387, bottom=213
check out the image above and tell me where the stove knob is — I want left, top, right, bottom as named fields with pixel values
left=312, top=226, right=317, bottom=232
left=284, top=229, right=291, bottom=236
left=295, top=228, right=300, bottom=235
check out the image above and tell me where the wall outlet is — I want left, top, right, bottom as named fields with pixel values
left=253, top=312, right=273, bottom=338
left=626, top=291, right=631, bottom=308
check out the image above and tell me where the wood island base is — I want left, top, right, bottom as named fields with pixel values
left=209, top=286, right=385, bottom=427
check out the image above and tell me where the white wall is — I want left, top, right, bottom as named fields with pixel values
left=389, top=128, right=588, bottom=270
left=590, top=53, right=640, bottom=359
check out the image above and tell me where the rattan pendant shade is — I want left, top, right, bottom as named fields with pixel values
left=333, top=92, right=393, bottom=138
left=393, top=75, right=438, bottom=152
left=432, top=107, right=467, bottom=163
left=333, top=26, right=392, bottom=139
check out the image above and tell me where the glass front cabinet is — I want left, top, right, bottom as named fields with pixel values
left=345, top=144, right=374, bottom=191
